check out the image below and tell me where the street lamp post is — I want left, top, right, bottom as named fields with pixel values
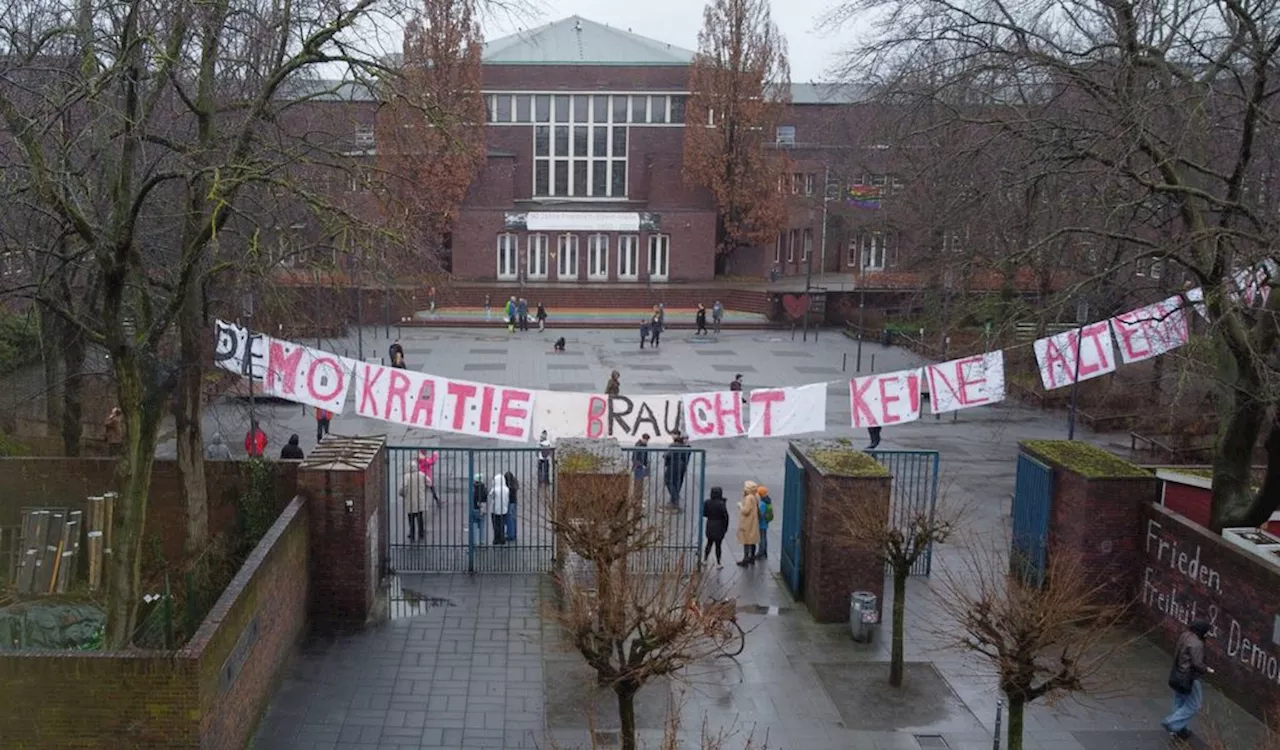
left=804, top=165, right=833, bottom=343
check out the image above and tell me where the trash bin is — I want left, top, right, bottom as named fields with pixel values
left=849, top=591, right=879, bottom=643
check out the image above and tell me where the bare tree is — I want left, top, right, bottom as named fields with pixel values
left=825, top=0, right=1280, bottom=528
left=683, top=0, right=791, bottom=275
left=549, top=465, right=739, bottom=750
left=937, top=546, right=1127, bottom=750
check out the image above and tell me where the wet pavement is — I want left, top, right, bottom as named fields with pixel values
left=241, top=327, right=1266, bottom=750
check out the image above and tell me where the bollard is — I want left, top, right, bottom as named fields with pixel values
left=992, top=699, right=1003, bottom=750
left=842, top=352, right=847, bottom=372
left=870, top=354, right=876, bottom=371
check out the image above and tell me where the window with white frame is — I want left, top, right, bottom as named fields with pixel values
left=791, top=174, right=802, bottom=194
left=647, top=234, right=670, bottom=281
left=802, top=229, right=813, bottom=261
left=533, top=95, right=629, bottom=198
left=353, top=126, right=375, bottom=149
left=1135, top=257, right=1163, bottom=279
left=588, top=234, right=609, bottom=279
left=776, top=125, right=796, bottom=146
left=774, top=233, right=783, bottom=263
left=857, top=231, right=894, bottom=270
left=787, top=230, right=797, bottom=262
left=941, top=229, right=964, bottom=254
left=805, top=174, right=816, bottom=196
left=497, top=234, right=518, bottom=280
left=618, top=235, right=639, bottom=279
left=527, top=234, right=549, bottom=279
left=557, top=234, right=579, bottom=280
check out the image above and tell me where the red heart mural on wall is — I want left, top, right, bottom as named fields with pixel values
left=782, top=294, right=812, bottom=320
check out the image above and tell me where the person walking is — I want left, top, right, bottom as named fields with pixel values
left=505, top=296, right=517, bottom=333
left=280, top=434, right=305, bottom=460
left=536, top=302, right=548, bottom=331
left=756, top=485, right=774, bottom=559
left=504, top=471, right=519, bottom=543
left=418, top=450, right=441, bottom=505
left=400, top=467, right=429, bottom=541
left=737, top=481, right=762, bottom=566
left=605, top=370, right=621, bottom=397
left=537, top=432, right=553, bottom=490
left=484, top=294, right=492, bottom=321
left=1162, top=620, right=1214, bottom=740
left=695, top=304, right=708, bottom=336
left=488, top=473, right=510, bottom=545
left=639, top=318, right=651, bottom=349
left=712, top=300, right=724, bottom=334
left=517, top=297, right=530, bottom=332
left=315, top=408, right=333, bottom=443
left=245, top=420, right=268, bottom=458
left=104, top=407, right=124, bottom=456
left=470, top=474, right=488, bottom=546
left=702, top=486, right=729, bottom=569
left=206, top=433, right=232, bottom=460
left=867, top=426, right=882, bottom=450
left=631, top=434, right=651, bottom=503
left=662, top=430, right=691, bottom=511
left=649, top=312, right=663, bottom=347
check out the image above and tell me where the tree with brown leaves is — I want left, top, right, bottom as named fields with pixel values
left=376, top=0, right=487, bottom=277
left=937, top=547, right=1127, bottom=750
left=549, top=449, right=739, bottom=750
left=683, top=0, right=791, bottom=275
left=838, top=495, right=962, bottom=688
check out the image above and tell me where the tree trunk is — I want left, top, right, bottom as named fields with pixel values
left=615, top=681, right=640, bottom=750
left=60, top=326, right=85, bottom=458
left=103, top=351, right=162, bottom=649
left=37, top=304, right=65, bottom=442
left=1211, top=366, right=1268, bottom=530
left=889, top=568, right=908, bottom=688
left=1006, top=697, right=1026, bottom=750
left=174, top=291, right=208, bottom=554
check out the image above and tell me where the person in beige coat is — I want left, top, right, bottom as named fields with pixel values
left=400, top=470, right=429, bottom=542
left=737, top=480, right=762, bottom=567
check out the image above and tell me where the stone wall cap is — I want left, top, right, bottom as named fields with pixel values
left=791, top=439, right=890, bottom=478
left=1021, top=440, right=1151, bottom=479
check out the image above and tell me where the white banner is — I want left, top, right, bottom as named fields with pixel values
left=353, top=362, right=442, bottom=428
left=262, top=338, right=354, bottom=412
left=682, top=391, right=746, bottom=440
left=1033, top=322, right=1117, bottom=390
left=533, top=391, right=685, bottom=444
left=526, top=211, right=640, bottom=232
left=747, top=383, right=828, bottom=438
left=1110, top=296, right=1190, bottom=365
left=926, top=351, right=1005, bottom=414
left=356, top=365, right=535, bottom=441
left=212, top=319, right=266, bottom=379
left=849, top=368, right=923, bottom=428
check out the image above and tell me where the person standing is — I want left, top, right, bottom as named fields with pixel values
left=315, top=408, right=333, bottom=443
left=631, top=434, right=651, bottom=503
left=695, top=304, right=708, bottom=336
left=536, top=302, right=548, bottom=331
left=470, top=474, right=488, bottom=546
left=702, top=486, right=729, bottom=569
left=729, top=374, right=745, bottom=402
left=484, top=293, right=492, bottom=321
left=206, top=433, right=232, bottom=460
left=712, top=300, right=724, bottom=334
left=756, top=485, right=774, bottom=559
left=504, top=471, right=519, bottom=543
left=400, top=468, right=429, bottom=541
left=737, top=481, right=761, bottom=566
left=418, top=450, right=441, bottom=505
left=428, top=285, right=437, bottom=315
left=280, top=434, right=305, bottom=460
left=505, top=296, right=517, bottom=333
left=1162, top=620, right=1214, bottom=740
left=640, top=318, right=651, bottom=349
left=663, top=431, right=692, bottom=512
left=104, top=407, right=124, bottom=456
left=605, top=370, right=621, bottom=397
left=389, top=340, right=404, bottom=366
left=650, top=311, right=663, bottom=347
left=537, top=432, right=553, bottom=491
left=245, top=420, right=268, bottom=458
left=867, top=426, right=882, bottom=450
left=488, top=474, right=510, bottom=545
left=517, top=297, right=530, bottom=331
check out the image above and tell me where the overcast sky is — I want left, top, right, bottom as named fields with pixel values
left=483, top=0, right=858, bottom=83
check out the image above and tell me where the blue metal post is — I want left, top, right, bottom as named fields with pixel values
left=925, top=451, right=940, bottom=575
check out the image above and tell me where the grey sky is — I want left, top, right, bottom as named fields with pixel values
left=484, top=1, right=858, bottom=82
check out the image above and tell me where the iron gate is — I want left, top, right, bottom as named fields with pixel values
left=781, top=450, right=806, bottom=598
left=868, top=450, right=942, bottom=576
left=384, top=445, right=705, bottom=575
left=1011, top=453, right=1054, bottom=586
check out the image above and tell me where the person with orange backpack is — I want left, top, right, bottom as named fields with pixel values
left=756, top=485, right=775, bottom=560
left=316, top=408, right=333, bottom=443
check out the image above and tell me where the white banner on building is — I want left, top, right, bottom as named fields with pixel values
left=1033, top=322, right=1118, bottom=391
left=681, top=391, right=747, bottom=440
left=526, top=211, right=641, bottom=232
left=925, top=351, right=1005, bottom=415
left=747, top=383, right=828, bottom=438
left=849, top=368, right=924, bottom=428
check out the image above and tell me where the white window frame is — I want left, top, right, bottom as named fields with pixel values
left=862, top=232, right=888, bottom=270
left=775, top=125, right=796, bottom=146
left=618, top=235, right=639, bottom=280
left=787, top=230, right=796, bottom=262
left=557, top=234, right=579, bottom=280
left=497, top=233, right=518, bottom=280
left=802, top=228, right=813, bottom=262
left=805, top=174, right=816, bottom=196
left=774, top=233, right=783, bottom=264
left=588, top=234, right=609, bottom=280
left=527, top=234, right=549, bottom=280
left=647, top=234, right=670, bottom=282
left=942, top=229, right=964, bottom=254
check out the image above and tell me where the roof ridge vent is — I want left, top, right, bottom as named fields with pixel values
left=574, top=19, right=583, bottom=31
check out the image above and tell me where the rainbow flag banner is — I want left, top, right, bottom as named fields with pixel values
left=847, top=185, right=882, bottom=208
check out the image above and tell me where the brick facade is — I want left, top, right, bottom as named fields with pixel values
left=791, top=443, right=890, bottom=623
left=0, top=496, right=310, bottom=749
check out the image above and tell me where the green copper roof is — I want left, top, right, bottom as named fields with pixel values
left=483, top=16, right=695, bottom=66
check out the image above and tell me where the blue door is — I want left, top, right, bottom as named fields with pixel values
left=1011, top=453, right=1054, bottom=587
left=781, top=451, right=806, bottom=598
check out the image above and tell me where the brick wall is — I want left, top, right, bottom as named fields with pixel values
left=0, top=457, right=299, bottom=567
left=792, top=444, right=890, bottom=623
left=0, top=496, right=310, bottom=749
left=1137, top=503, right=1280, bottom=719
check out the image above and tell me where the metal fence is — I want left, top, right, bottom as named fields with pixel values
left=867, top=449, right=941, bottom=576
left=618, top=447, right=706, bottom=573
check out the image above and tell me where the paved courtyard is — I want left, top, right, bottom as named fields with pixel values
left=225, top=326, right=1266, bottom=750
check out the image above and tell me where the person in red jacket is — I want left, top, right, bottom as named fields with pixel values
left=245, top=420, right=268, bottom=458
left=315, top=408, right=333, bottom=443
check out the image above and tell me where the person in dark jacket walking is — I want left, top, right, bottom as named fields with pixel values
left=663, top=431, right=692, bottom=511
left=631, top=433, right=651, bottom=502
left=640, top=318, right=651, bottom=349
left=470, top=474, right=488, bottom=546
left=867, top=426, right=882, bottom=450
left=280, top=434, right=304, bottom=460
left=517, top=298, right=530, bottom=331
left=1162, top=620, right=1214, bottom=739
left=504, top=471, right=520, bottom=543
left=536, top=303, right=548, bottom=331
left=649, top=312, right=662, bottom=347
left=695, top=304, right=708, bottom=335
left=389, top=340, right=404, bottom=365
left=702, top=487, right=729, bottom=568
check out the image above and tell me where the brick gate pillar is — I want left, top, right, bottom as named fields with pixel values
left=1020, top=440, right=1159, bottom=604
left=790, top=440, right=891, bottom=623
left=296, top=436, right=387, bottom=629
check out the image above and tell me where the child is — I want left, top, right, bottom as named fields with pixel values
left=553, top=337, right=566, bottom=352
left=756, top=485, right=774, bottom=560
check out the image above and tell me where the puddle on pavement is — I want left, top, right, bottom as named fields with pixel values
left=736, top=603, right=792, bottom=615
left=385, top=577, right=456, bottom=620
